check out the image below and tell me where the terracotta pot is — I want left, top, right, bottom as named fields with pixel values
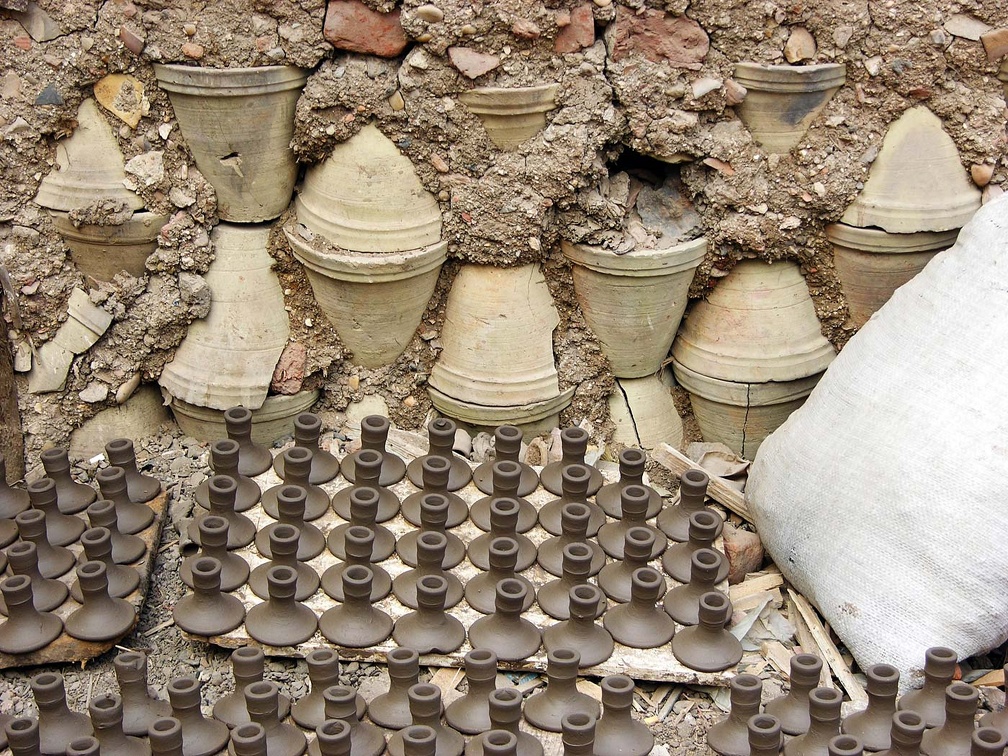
left=607, top=371, right=684, bottom=450
left=152, top=64, right=307, bottom=222
left=826, top=223, right=959, bottom=327
left=562, top=237, right=706, bottom=378
left=459, top=84, right=559, bottom=150
left=159, top=223, right=290, bottom=410
left=50, top=211, right=167, bottom=282
left=295, top=125, right=442, bottom=253
left=839, top=107, right=981, bottom=233
left=169, top=390, right=319, bottom=445
left=428, top=264, right=573, bottom=434
left=732, top=63, right=846, bottom=153
left=999, top=60, right=1008, bottom=99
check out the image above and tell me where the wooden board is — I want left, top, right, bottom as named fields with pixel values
left=0, top=489, right=169, bottom=670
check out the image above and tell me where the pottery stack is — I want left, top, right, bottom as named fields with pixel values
left=155, top=64, right=316, bottom=442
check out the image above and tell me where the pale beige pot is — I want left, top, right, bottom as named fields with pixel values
left=826, top=222, right=959, bottom=327
left=50, top=211, right=167, bottom=282
left=428, top=264, right=574, bottom=430
left=608, top=371, right=684, bottom=450
left=170, top=390, right=320, bottom=445
left=999, top=60, right=1008, bottom=98
left=69, top=386, right=169, bottom=459
left=285, top=226, right=447, bottom=368
left=295, top=124, right=442, bottom=253
left=153, top=64, right=307, bottom=222
left=159, top=223, right=290, bottom=410
left=732, top=63, right=846, bottom=154
left=459, top=84, right=559, bottom=150
left=562, top=237, right=706, bottom=379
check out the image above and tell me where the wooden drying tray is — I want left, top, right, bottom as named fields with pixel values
left=0, top=489, right=169, bottom=670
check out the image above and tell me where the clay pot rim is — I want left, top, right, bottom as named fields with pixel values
left=153, top=63, right=309, bottom=95
left=825, top=222, right=959, bottom=254
left=673, top=360, right=824, bottom=406
left=562, top=237, right=707, bottom=277
left=285, top=226, right=447, bottom=282
left=428, top=384, right=575, bottom=425
left=170, top=390, right=320, bottom=424
left=733, top=62, right=847, bottom=92
left=50, top=208, right=167, bottom=234
left=458, top=83, right=560, bottom=114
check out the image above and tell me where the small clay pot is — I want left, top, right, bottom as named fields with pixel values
left=66, top=737, right=100, bottom=756
left=114, top=651, right=171, bottom=738
left=246, top=565, right=319, bottom=647
left=0, top=452, right=30, bottom=519
left=148, top=718, right=184, bottom=756
left=898, top=647, right=958, bottom=728
left=395, top=493, right=466, bottom=568
left=970, top=728, right=1008, bottom=756
left=406, top=417, right=472, bottom=491
left=0, top=541, right=68, bottom=614
left=596, top=448, right=661, bottom=519
left=663, top=548, right=732, bottom=626
left=539, top=427, right=603, bottom=497
left=842, top=664, right=900, bottom=751
left=255, top=485, right=326, bottom=561
left=224, top=406, right=274, bottom=477
left=197, top=441, right=262, bottom=514
left=95, top=467, right=154, bottom=535
left=919, top=683, right=979, bottom=756
left=87, top=499, right=146, bottom=565
left=31, top=672, right=93, bottom=756
left=593, top=676, right=653, bottom=756
left=707, top=674, right=763, bottom=756
left=561, top=712, right=596, bottom=756
left=321, top=525, right=392, bottom=602
left=764, top=653, right=823, bottom=736
left=27, top=477, right=86, bottom=546
left=748, top=714, right=784, bottom=756
left=0, top=519, right=14, bottom=550
left=464, top=688, right=542, bottom=756
left=173, top=557, right=246, bottom=637
left=213, top=647, right=292, bottom=729
left=339, top=415, right=406, bottom=486
left=597, top=484, right=666, bottom=560
left=524, top=649, right=600, bottom=733
left=273, top=413, right=341, bottom=484
left=401, top=456, right=468, bottom=528
left=467, top=497, right=537, bottom=572
left=393, top=725, right=438, bottom=756
left=65, top=560, right=137, bottom=642
left=14, top=509, right=75, bottom=578
left=393, top=574, right=466, bottom=653
left=596, top=526, right=655, bottom=603
left=602, top=567, right=674, bottom=648
left=536, top=542, right=607, bottom=620
left=536, top=502, right=605, bottom=578
left=181, top=516, right=250, bottom=593
left=656, top=467, right=710, bottom=542
left=392, top=531, right=464, bottom=610
left=291, top=649, right=365, bottom=730
left=980, top=663, right=1008, bottom=737
left=71, top=527, right=141, bottom=601
left=168, top=678, right=231, bottom=756
left=319, top=565, right=394, bottom=647
left=262, top=448, right=330, bottom=521
left=89, top=693, right=148, bottom=756
left=468, top=579, right=542, bottom=662
left=369, top=648, right=422, bottom=730
left=305, top=687, right=385, bottom=756
left=783, top=688, right=844, bottom=756
left=472, top=426, right=539, bottom=497
left=39, top=448, right=96, bottom=515
left=312, top=720, right=351, bottom=756
left=6, top=717, right=43, bottom=756
left=470, top=461, right=537, bottom=533
left=0, top=576, right=63, bottom=654
left=543, top=584, right=614, bottom=668
left=537, top=465, right=605, bottom=537
left=670, top=592, right=742, bottom=672
left=467, top=731, right=519, bottom=756
left=327, top=488, right=395, bottom=561
left=230, top=723, right=267, bottom=756
left=464, top=536, right=535, bottom=615
left=105, top=438, right=162, bottom=503
left=331, top=449, right=401, bottom=523
left=189, top=475, right=256, bottom=550
left=662, top=510, right=728, bottom=583
left=829, top=735, right=864, bottom=756
left=386, top=684, right=464, bottom=756
left=236, top=681, right=307, bottom=756
left=445, top=649, right=498, bottom=734
left=876, top=711, right=926, bottom=756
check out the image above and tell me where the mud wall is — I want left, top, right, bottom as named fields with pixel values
left=0, top=0, right=1004, bottom=463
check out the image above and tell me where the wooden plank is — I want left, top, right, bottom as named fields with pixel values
left=729, top=568, right=784, bottom=603
left=761, top=640, right=793, bottom=678
left=973, top=668, right=1004, bottom=687
left=787, top=592, right=834, bottom=689
left=652, top=443, right=751, bottom=521
left=734, top=587, right=783, bottom=615
left=787, top=589, right=867, bottom=705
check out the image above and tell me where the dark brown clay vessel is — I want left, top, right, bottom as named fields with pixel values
left=829, top=735, right=864, bottom=756
left=306, top=687, right=385, bottom=756
left=320, top=525, right=391, bottom=602
left=707, top=674, right=763, bottom=756
left=339, top=415, right=406, bottom=486
left=331, top=449, right=401, bottom=523
left=392, top=531, right=463, bottom=609
left=71, top=527, right=141, bottom=601
left=445, top=649, right=498, bottom=735
left=105, top=438, right=162, bottom=503
left=396, top=493, right=466, bottom=568
left=0, top=452, right=30, bottom=519
left=764, top=653, right=824, bottom=736
left=464, top=536, right=535, bottom=615
left=467, top=731, right=518, bottom=756
left=39, top=447, right=95, bottom=515
left=876, top=711, right=926, bottom=756
left=236, top=682, right=307, bottom=756
left=89, top=692, right=149, bottom=756
left=196, top=441, right=262, bottom=514
left=173, top=556, right=246, bottom=637
left=319, top=565, right=393, bottom=647
left=6, top=717, right=43, bottom=756
left=670, top=591, right=742, bottom=672
left=291, top=649, right=365, bottom=730
left=470, top=461, right=537, bottom=533
left=213, top=647, right=292, bottom=729
left=88, top=499, right=146, bottom=565
left=326, top=487, right=395, bottom=561
left=255, top=485, right=326, bottom=561
left=539, top=427, right=603, bottom=496
left=602, top=567, right=674, bottom=648
left=662, top=510, right=728, bottom=584
left=536, top=542, right=607, bottom=620
left=114, top=651, right=171, bottom=738
left=32, top=672, right=93, bottom=756
left=561, top=712, right=596, bottom=756
left=14, top=509, right=75, bottom=578
left=597, top=484, right=666, bottom=559
left=312, top=720, right=351, bottom=756
left=401, top=456, right=468, bottom=528
left=27, top=477, right=86, bottom=546
left=536, top=502, right=605, bottom=578
left=596, top=447, right=661, bottom=519
left=224, top=406, right=273, bottom=477
left=538, top=464, right=605, bottom=537
left=95, top=467, right=155, bottom=535
left=0, top=518, right=16, bottom=550
left=898, top=647, right=958, bottom=729
left=65, top=560, right=137, bottom=642
left=273, top=413, right=341, bottom=484
left=468, top=578, right=542, bottom=662
left=0, top=541, right=68, bottom=614
left=394, top=725, right=437, bottom=756
left=189, top=475, right=256, bottom=549
left=842, top=663, right=900, bottom=751
left=246, top=565, right=318, bottom=646
left=657, top=467, right=710, bottom=542
left=919, top=683, right=979, bottom=756
left=386, top=685, right=464, bottom=756
left=369, top=648, right=421, bottom=730
left=148, top=718, right=184, bottom=756
left=393, top=574, right=466, bottom=653
left=181, top=516, right=249, bottom=593
left=467, top=497, right=536, bottom=572
left=262, top=448, right=330, bottom=521
left=593, top=675, right=654, bottom=756
left=524, top=649, right=600, bottom=733
left=473, top=425, right=538, bottom=497
left=229, top=723, right=267, bottom=756
left=596, top=526, right=655, bottom=603
left=542, top=584, right=613, bottom=668
left=406, top=417, right=472, bottom=491
left=783, top=687, right=844, bottom=756
left=67, top=737, right=100, bottom=756
left=748, top=714, right=784, bottom=756
left=0, top=575, right=62, bottom=654
left=168, top=677, right=231, bottom=756
left=463, top=689, right=542, bottom=756
left=970, top=728, right=1007, bottom=756
left=663, top=547, right=732, bottom=626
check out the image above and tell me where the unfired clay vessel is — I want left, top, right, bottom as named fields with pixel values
left=468, top=579, right=542, bottom=662
left=0, top=576, right=62, bottom=654
left=87, top=499, right=145, bottom=565
left=467, top=497, right=537, bottom=572
left=95, top=467, right=153, bottom=535
left=707, top=675, right=763, bottom=756
left=88, top=693, right=148, bottom=756
left=273, top=413, right=341, bottom=484
left=245, top=565, right=318, bottom=647
left=542, top=585, right=613, bottom=668
left=876, top=711, right=926, bottom=756
left=224, top=406, right=274, bottom=477
left=167, top=677, right=230, bottom=756
left=255, top=485, right=326, bottom=561
left=189, top=475, right=256, bottom=549
left=65, top=560, right=136, bottom=642
left=539, top=427, right=603, bottom=497
left=319, top=565, right=394, bottom=647
left=764, top=653, right=823, bottom=736
left=70, top=526, right=141, bottom=601
left=663, top=548, right=732, bottom=626
left=596, top=447, right=661, bottom=519
left=331, top=449, right=400, bottom=523
left=748, top=714, right=784, bottom=756
left=15, top=509, right=75, bottom=578
left=842, top=664, right=900, bottom=751
left=172, top=557, right=246, bottom=637
left=291, top=649, right=363, bottom=730
left=396, top=493, right=466, bottom=569
left=662, top=510, right=728, bottom=584
left=784, top=687, right=844, bottom=756
left=602, top=567, right=674, bottom=648
left=593, top=676, right=653, bottom=756
left=401, top=456, right=468, bottom=528
left=407, top=417, right=472, bottom=491
left=368, top=648, right=421, bottom=730
left=27, top=477, right=86, bottom=546
left=32, top=673, right=92, bottom=756
left=597, top=484, right=666, bottom=560
left=249, top=523, right=322, bottom=602
left=105, top=438, right=161, bottom=503
left=196, top=440, right=261, bottom=513
left=597, top=526, right=655, bottom=603
left=321, top=525, right=391, bottom=602
left=339, top=415, right=406, bottom=485
left=472, top=425, right=539, bottom=497
left=392, top=531, right=463, bottom=610
left=470, top=461, right=537, bottom=533
left=39, top=448, right=96, bottom=515
left=327, top=487, right=396, bottom=561
left=919, top=683, right=979, bottom=756
left=671, top=592, right=742, bottom=672
left=213, top=647, right=291, bottom=729
left=536, top=542, right=606, bottom=621
left=536, top=502, right=605, bottom=578
left=115, top=651, right=171, bottom=738
left=523, top=649, right=600, bottom=733
left=657, top=467, right=710, bottom=542
left=445, top=649, right=498, bottom=735
left=464, top=537, right=535, bottom=615
left=561, top=713, right=596, bottom=756
left=0, top=541, right=68, bottom=614
left=386, top=685, right=463, bottom=756
left=898, top=647, right=958, bottom=728
left=182, top=516, right=250, bottom=593
left=262, top=448, right=330, bottom=521
left=306, top=686, right=385, bottom=756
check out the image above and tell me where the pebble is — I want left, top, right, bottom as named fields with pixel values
left=125, top=151, right=165, bottom=187
left=388, top=90, right=405, bottom=111
left=181, top=41, right=204, bottom=59
left=183, top=22, right=197, bottom=36
left=447, top=47, right=501, bottom=79
left=691, top=77, right=722, bottom=99
left=34, top=83, right=62, bottom=105
left=971, top=163, right=994, bottom=187
left=784, top=26, right=816, bottom=62
left=119, top=24, right=145, bottom=54
left=863, top=56, right=882, bottom=76
left=169, top=186, right=196, bottom=207
left=415, top=4, right=444, bottom=23
left=158, top=122, right=172, bottom=140
left=833, top=25, right=853, bottom=49
left=512, top=19, right=541, bottom=39
left=80, top=382, right=109, bottom=403
left=943, top=13, right=991, bottom=41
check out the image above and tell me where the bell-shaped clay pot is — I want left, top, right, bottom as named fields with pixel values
left=608, top=372, right=685, bottom=450
left=458, top=84, right=559, bottom=150
left=707, top=675, right=763, bottom=756
left=764, top=653, right=823, bottom=736
left=472, top=425, right=539, bottom=497
left=171, top=391, right=321, bottom=447
left=593, top=676, right=653, bottom=756
left=898, top=646, right=958, bottom=729
left=367, top=648, right=421, bottom=731
left=445, top=649, right=498, bottom=735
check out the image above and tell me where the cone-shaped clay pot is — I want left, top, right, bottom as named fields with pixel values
left=842, top=664, right=900, bottom=751
left=671, top=592, right=742, bottom=672
left=898, top=647, right=958, bottom=729
left=608, top=372, right=685, bottom=450
left=523, top=649, right=599, bottom=733
left=0, top=576, right=63, bottom=654
left=50, top=211, right=167, bottom=283
left=784, top=687, right=843, bottom=756
left=458, top=84, right=559, bottom=150
left=707, top=675, right=763, bottom=756
left=32, top=672, right=93, bottom=755
left=168, top=678, right=230, bottom=756
left=764, top=653, right=823, bottom=736
left=919, top=682, right=979, bottom=756
left=562, top=237, right=706, bottom=378
left=840, top=107, right=981, bottom=234
left=152, top=65, right=308, bottom=222
left=224, top=406, right=274, bottom=476
left=593, top=676, right=653, bottom=756
left=368, top=648, right=421, bottom=731
left=748, top=714, right=784, bottom=756
left=672, top=259, right=836, bottom=458
left=428, top=264, right=574, bottom=433
left=160, top=223, right=290, bottom=412
left=171, top=392, right=320, bottom=447
left=114, top=651, right=172, bottom=738
left=445, top=649, right=498, bottom=735
left=732, top=63, right=846, bottom=153
left=472, top=425, right=539, bottom=497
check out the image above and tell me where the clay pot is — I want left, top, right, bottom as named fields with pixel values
left=306, top=687, right=385, bottom=756
left=458, top=84, right=559, bottom=150
left=663, top=548, right=732, bottom=626
left=602, top=567, right=674, bottom=648
left=70, top=527, right=141, bottom=601
left=608, top=373, right=686, bottom=450
left=197, top=441, right=261, bottom=513
left=245, top=565, right=318, bottom=647
left=50, top=211, right=166, bottom=284
left=970, top=729, right=1008, bottom=756
left=464, top=689, right=542, bottom=756
left=6, top=718, right=41, bottom=756
left=182, top=517, right=249, bottom=592
left=230, top=724, right=267, bottom=756
left=95, top=467, right=154, bottom=535
left=386, top=685, right=463, bottom=756
left=396, top=493, right=466, bottom=569
left=537, top=542, right=607, bottom=620
left=401, top=456, right=469, bottom=527
left=171, top=392, right=321, bottom=447
left=65, top=560, right=136, bottom=642
left=593, top=676, right=654, bottom=756
left=898, top=647, right=958, bottom=728
left=105, top=438, right=162, bottom=503
left=826, top=223, right=960, bottom=327
left=748, top=714, right=784, bottom=756
left=732, top=63, right=846, bottom=153
left=408, top=418, right=474, bottom=491
left=32, top=673, right=93, bottom=756
left=148, top=718, right=184, bottom=756
left=428, top=264, right=573, bottom=433
left=89, top=693, right=148, bottom=756
left=919, top=683, right=979, bottom=756
left=235, top=682, right=306, bottom=756
left=392, top=726, right=438, bottom=756
left=540, top=427, right=604, bottom=496
left=213, top=647, right=291, bottom=729
left=663, top=510, right=728, bottom=583
left=472, top=426, right=539, bottom=497
left=538, top=464, right=605, bottom=537
left=224, top=406, right=274, bottom=476
left=321, top=525, right=392, bottom=601
left=597, top=484, right=666, bottom=559
left=152, top=65, right=307, bottom=222
left=542, top=585, right=614, bottom=668
left=368, top=648, right=421, bottom=730
left=842, top=664, right=900, bottom=751
left=332, top=449, right=401, bottom=523
left=189, top=475, right=256, bottom=550
left=160, top=223, right=291, bottom=412
left=327, top=488, right=396, bottom=562
left=167, top=678, right=231, bottom=756
left=596, top=448, right=661, bottom=519
left=670, top=592, right=742, bottom=672
left=319, top=565, right=394, bottom=648
left=468, top=732, right=518, bottom=756
left=256, top=485, right=326, bottom=560
left=340, top=416, right=407, bottom=485
left=877, top=711, right=926, bottom=756
left=173, top=556, right=246, bottom=637
left=784, top=687, right=844, bottom=756
left=291, top=650, right=363, bottom=731
left=596, top=526, right=655, bottom=603
left=0, top=541, right=69, bottom=614
left=464, top=536, right=536, bottom=615
left=392, top=531, right=463, bottom=609
left=707, top=675, right=763, bottom=756
left=562, top=237, right=706, bottom=378
left=0, top=453, right=30, bottom=518
left=467, top=497, right=537, bottom=572
left=672, top=259, right=836, bottom=458
left=114, top=651, right=172, bottom=738
left=26, top=478, right=85, bottom=546
left=537, top=502, right=606, bottom=578
left=561, top=713, right=596, bottom=756
left=829, top=736, right=864, bottom=756
left=839, top=107, right=981, bottom=234
left=312, top=720, right=351, bottom=756
left=273, top=413, right=340, bottom=484
left=524, top=649, right=600, bottom=733
left=0, top=576, right=63, bottom=654
left=764, top=653, right=824, bottom=736
left=87, top=500, right=146, bottom=565
left=39, top=447, right=96, bottom=515
left=15, top=509, right=74, bottom=578
left=262, top=449, right=331, bottom=522
left=979, top=664, right=1008, bottom=736
left=468, top=578, right=542, bottom=662
left=445, top=649, right=498, bottom=735
left=657, top=467, right=710, bottom=542
left=470, top=460, right=537, bottom=532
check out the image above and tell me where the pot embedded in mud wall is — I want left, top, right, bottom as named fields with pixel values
left=732, top=63, right=847, bottom=154
left=427, top=263, right=574, bottom=434
left=999, top=60, right=1008, bottom=99
left=562, top=237, right=707, bottom=379
left=34, top=99, right=167, bottom=282
left=152, top=64, right=308, bottom=223
left=458, top=84, right=560, bottom=150
left=671, top=260, right=836, bottom=459
left=608, top=369, right=684, bottom=450
left=169, top=390, right=320, bottom=446
left=284, top=124, right=447, bottom=368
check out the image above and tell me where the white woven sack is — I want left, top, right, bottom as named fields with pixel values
left=747, top=194, right=1008, bottom=685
